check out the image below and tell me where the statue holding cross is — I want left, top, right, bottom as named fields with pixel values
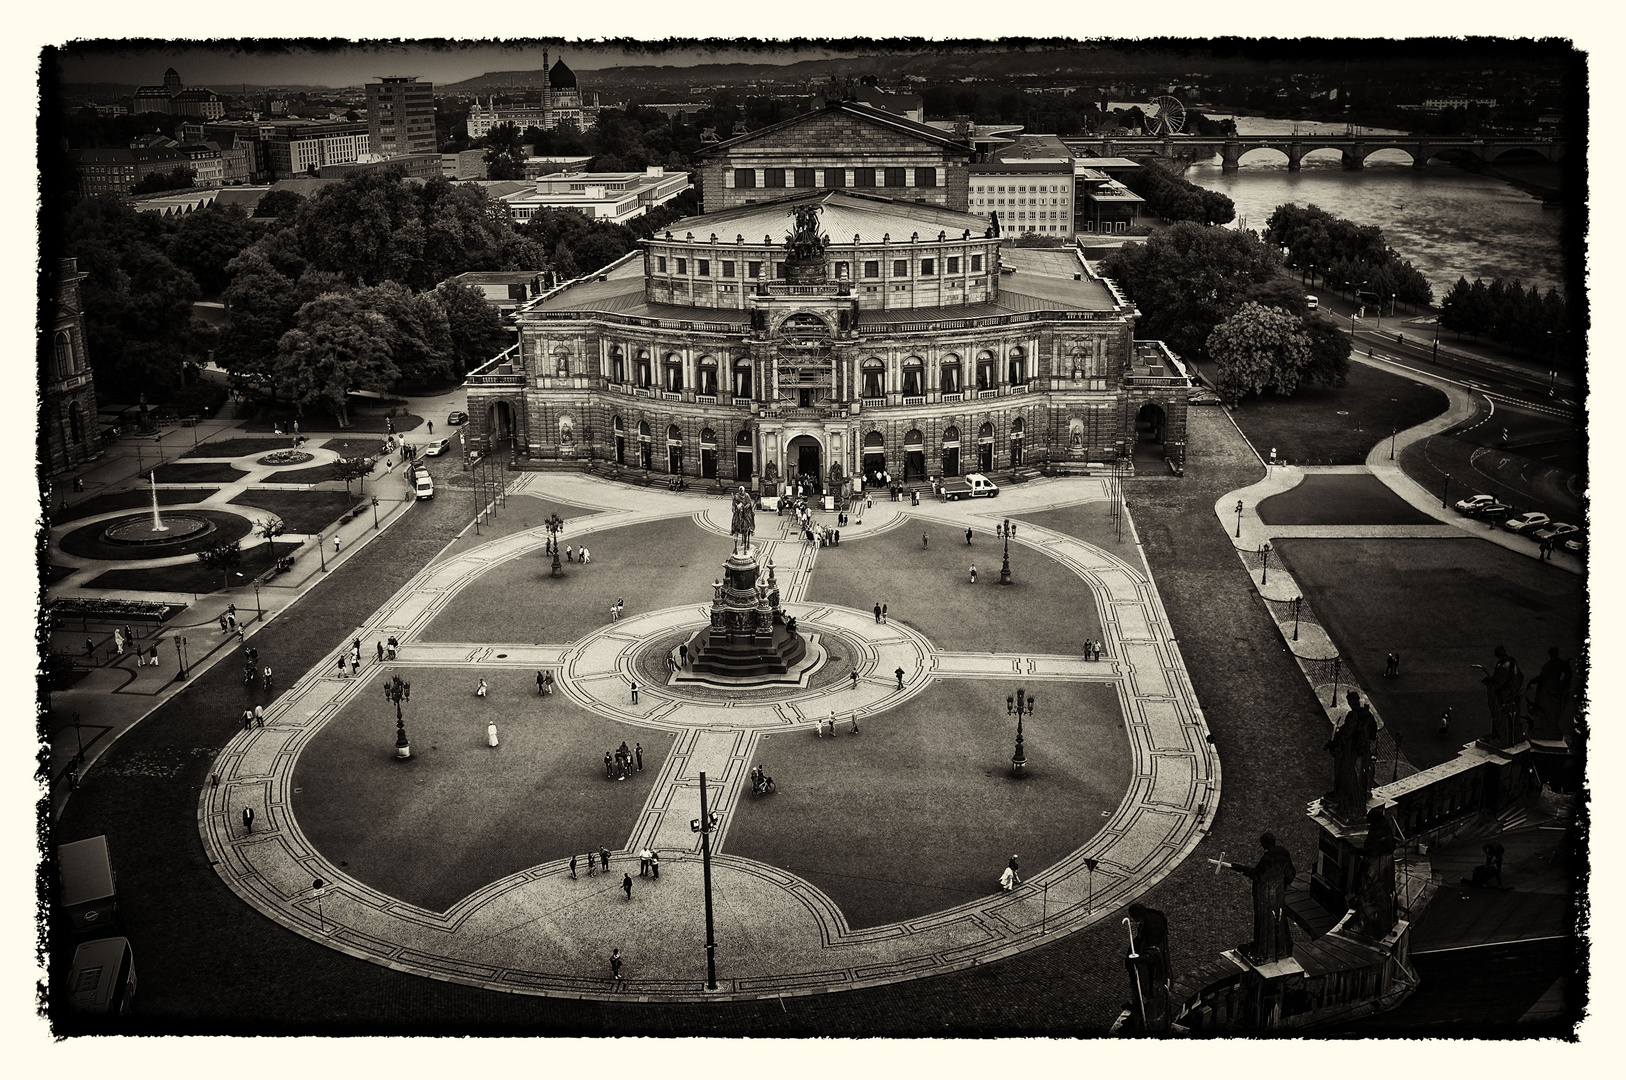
left=1209, top=833, right=1296, bottom=964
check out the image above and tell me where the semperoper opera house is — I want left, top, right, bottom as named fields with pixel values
left=465, top=101, right=1193, bottom=493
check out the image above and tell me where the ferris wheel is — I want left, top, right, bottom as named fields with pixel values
left=1144, top=95, right=1187, bottom=136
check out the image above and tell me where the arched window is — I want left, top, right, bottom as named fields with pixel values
left=940, top=426, right=961, bottom=478
left=861, top=358, right=885, bottom=399
left=610, top=346, right=626, bottom=385
left=638, top=419, right=650, bottom=437
left=666, top=423, right=684, bottom=474
left=701, top=428, right=716, bottom=444
left=697, top=356, right=718, bottom=397
left=1010, top=416, right=1026, bottom=467
left=663, top=352, right=684, bottom=393
left=940, top=354, right=963, bottom=394
left=1007, top=346, right=1027, bottom=386
left=637, top=419, right=652, bottom=469
left=54, top=332, right=74, bottom=380
left=942, top=426, right=961, bottom=444
left=732, top=358, right=752, bottom=400
left=979, top=422, right=994, bottom=439
left=667, top=423, right=683, bottom=443
left=975, top=350, right=997, bottom=391
left=636, top=350, right=652, bottom=388
left=736, top=429, right=753, bottom=446
left=613, top=415, right=624, bottom=433
left=903, top=357, right=925, bottom=398
left=864, top=430, right=886, bottom=449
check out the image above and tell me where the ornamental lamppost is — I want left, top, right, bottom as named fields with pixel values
left=1259, top=540, right=1273, bottom=586
left=1289, top=595, right=1303, bottom=641
left=382, top=673, right=411, bottom=759
left=1234, top=499, right=1244, bottom=538
left=544, top=513, right=565, bottom=577
left=998, top=518, right=1017, bottom=585
left=692, top=773, right=722, bottom=991
left=371, top=493, right=380, bottom=529
left=1007, top=687, right=1035, bottom=776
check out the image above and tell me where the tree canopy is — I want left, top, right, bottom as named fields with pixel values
left=1207, top=302, right=1314, bottom=403
left=1266, top=203, right=1433, bottom=307
left=273, top=293, right=399, bottom=427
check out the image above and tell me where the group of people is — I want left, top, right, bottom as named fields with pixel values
left=1081, top=638, right=1107, bottom=662
left=813, top=711, right=858, bottom=738
left=335, top=636, right=368, bottom=679
left=563, top=544, right=593, bottom=564
left=604, top=740, right=644, bottom=781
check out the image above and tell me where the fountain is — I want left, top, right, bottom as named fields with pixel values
left=149, top=474, right=169, bottom=533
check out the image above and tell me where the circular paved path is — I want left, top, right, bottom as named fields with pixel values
left=199, top=474, right=1218, bottom=1001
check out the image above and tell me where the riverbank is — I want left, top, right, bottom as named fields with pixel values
left=1464, top=161, right=1564, bottom=203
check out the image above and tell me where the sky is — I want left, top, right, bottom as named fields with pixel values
left=51, top=40, right=859, bottom=90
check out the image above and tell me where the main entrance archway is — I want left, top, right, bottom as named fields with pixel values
left=862, top=430, right=886, bottom=487
left=786, top=434, right=823, bottom=493
left=488, top=401, right=516, bottom=450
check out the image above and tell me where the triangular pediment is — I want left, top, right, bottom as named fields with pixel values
left=699, top=101, right=973, bottom=159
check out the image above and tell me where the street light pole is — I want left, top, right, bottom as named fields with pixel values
left=1234, top=499, right=1244, bottom=539
left=371, top=494, right=380, bottom=529
left=253, top=582, right=262, bottom=621
left=1390, top=426, right=1397, bottom=460
left=693, top=772, right=720, bottom=991
left=174, top=635, right=187, bottom=678
left=1442, top=474, right=1451, bottom=510
left=382, top=673, right=411, bottom=758
left=545, top=513, right=565, bottom=577
left=1007, top=687, right=1035, bottom=776
left=318, top=529, right=327, bottom=572
left=998, top=518, right=1015, bottom=585
left=1290, top=596, right=1302, bottom=641
left=1260, top=541, right=1273, bottom=586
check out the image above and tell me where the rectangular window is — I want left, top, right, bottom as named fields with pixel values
left=657, top=256, right=667, bottom=272
left=864, top=260, right=880, bottom=278
left=971, top=254, right=983, bottom=272
left=947, top=256, right=960, bottom=273
left=676, top=258, right=687, bottom=274
left=893, top=260, right=908, bottom=277
left=748, top=261, right=761, bottom=278
left=997, top=185, right=1005, bottom=194
left=734, top=168, right=756, bottom=189
left=853, top=167, right=876, bottom=187
left=794, top=167, right=817, bottom=188
left=722, top=261, right=735, bottom=278
left=914, top=167, right=937, bottom=188
left=921, top=258, right=935, bottom=276
left=764, top=168, right=786, bottom=188
left=884, top=167, right=907, bottom=187
left=698, top=259, right=710, bottom=276
left=825, top=167, right=846, bottom=187
left=775, top=262, right=786, bottom=278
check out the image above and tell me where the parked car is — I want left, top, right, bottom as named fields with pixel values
left=1501, top=511, right=1551, bottom=535
left=446, top=411, right=469, bottom=426
left=1453, top=494, right=1499, bottom=515
left=1463, top=499, right=1514, bottom=520
left=1563, top=535, right=1584, bottom=555
left=423, top=438, right=451, bottom=457
left=1532, top=522, right=1579, bottom=543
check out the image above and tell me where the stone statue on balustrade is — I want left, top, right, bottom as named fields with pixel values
left=730, top=486, right=756, bottom=552
left=1525, top=646, right=1573, bottom=741
left=1326, top=691, right=1378, bottom=823
left=1352, top=808, right=1398, bottom=939
left=1122, top=903, right=1172, bottom=1035
left=1477, top=646, right=1526, bottom=748
left=1217, top=833, right=1297, bottom=964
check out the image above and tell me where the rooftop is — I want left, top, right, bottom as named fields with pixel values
left=656, top=190, right=990, bottom=246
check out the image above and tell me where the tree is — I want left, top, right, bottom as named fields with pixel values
left=331, top=456, right=375, bottom=496
left=354, top=281, right=455, bottom=387
left=1103, top=224, right=1282, bottom=359
left=483, top=121, right=527, bottom=180
left=222, top=251, right=299, bottom=377
left=254, top=189, right=306, bottom=219
left=434, top=281, right=512, bottom=373
left=196, top=541, right=243, bottom=589
left=1207, top=303, right=1313, bottom=404
left=168, top=204, right=254, bottom=293
left=294, top=168, right=427, bottom=286
left=253, top=516, right=286, bottom=556
left=133, top=165, right=196, bottom=194
left=1300, top=318, right=1352, bottom=388
left=273, top=292, right=399, bottom=427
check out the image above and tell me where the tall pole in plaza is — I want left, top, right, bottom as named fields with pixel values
left=1234, top=499, right=1244, bottom=539
left=998, top=518, right=1016, bottom=585
left=544, top=514, right=565, bottom=577
left=383, top=673, right=411, bottom=759
left=693, top=773, right=720, bottom=991
left=1007, top=688, right=1035, bottom=776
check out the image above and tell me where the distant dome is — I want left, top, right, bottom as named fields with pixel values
left=548, top=58, right=577, bottom=89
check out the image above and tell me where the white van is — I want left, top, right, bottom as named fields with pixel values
left=1305, top=295, right=1319, bottom=311
left=941, top=473, right=1000, bottom=501
left=412, top=466, right=434, bottom=500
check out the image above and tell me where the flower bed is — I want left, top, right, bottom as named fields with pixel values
left=49, top=597, right=186, bottom=622
left=257, top=450, right=316, bottom=466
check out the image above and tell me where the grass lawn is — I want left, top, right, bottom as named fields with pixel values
left=291, top=666, right=674, bottom=912
left=85, top=539, right=290, bottom=595
left=45, top=565, right=77, bottom=585
left=58, top=509, right=254, bottom=561
left=227, top=490, right=364, bottom=534
left=1012, top=497, right=1150, bottom=575
left=55, top=488, right=221, bottom=524
left=269, top=462, right=355, bottom=485
left=428, top=493, right=604, bottom=569
left=419, top=517, right=727, bottom=644
left=1272, top=537, right=1584, bottom=769
left=143, top=462, right=248, bottom=484
left=1226, top=361, right=1449, bottom=466
left=728, top=679, right=1129, bottom=929
left=180, top=437, right=290, bottom=461
left=806, top=514, right=1102, bottom=654
left=241, top=413, right=424, bottom=434
left=318, top=437, right=395, bottom=458
left=1257, top=474, right=1441, bottom=527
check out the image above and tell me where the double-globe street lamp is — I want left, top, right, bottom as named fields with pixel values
left=997, top=518, right=1018, bottom=584
left=1007, top=687, right=1036, bottom=776
left=544, top=513, right=566, bottom=577
left=382, top=673, right=411, bottom=759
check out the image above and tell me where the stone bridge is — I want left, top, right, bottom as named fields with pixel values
left=1062, top=134, right=1565, bottom=172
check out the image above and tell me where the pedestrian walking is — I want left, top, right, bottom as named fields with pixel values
left=605, top=751, right=614, bottom=779
left=651, top=851, right=660, bottom=879
left=237, top=624, right=246, bottom=645
left=150, top=645, right=161, bottom=667
left=966, top=528, right=974, bottom=545
left=476, top=678, right=488, bottom=697
left=679, top=643, right=689, bottom=667
left=1084, top=638, right=1095, bottom=659
left=229, top=603, right=238, bottom=622
left=377, top=641, right=385, bottom=662
left=600, top=846, right=610, bottom=872
left=334, top=536, right=342, bottom=554
left=922, top=532, right=929, bottom=548
left=242, top=807, right=255, bottom=835
left=113, top=628, right=124, bottom=656
left=569, top=854, right=578, bottom=879
left=621, top=872, right=633, bottom=901
left=243, top=708, right=254, bottom=730
left=895, top=666, right=905, bottom=690
left=537, top=670, right=546, bottom=696
left=1095, top=643, right=1104, bottom=662
left=874, top=602, right=882, bottom=623
left=635, top=743, right=643, bottom=772
left=387, top=636, right=398, bottom=660
left=618, top=598, right=625, bottom=618
left=123, top=624, right=134, bottom=647
left=587, top=850, right=598, bottom=876
left=630, top=679, right=639, bottom=704
left=969, top=563, right=977, bottom=584
left=336, top=656, right=347, bottom=678
left=219, top=614, right=229, bottom=634
left=610, top=948, right=623, bottom=984
left=487, top=722, right=499, bottom=747
left=610, top=601, right=620, bottom=622
left=639, top=849, right=651, bottom=877
left=1438, top=708, right=1452, bottom=738
left=881, top=603, right=888, bottom=623
left=226, top=611, right=236, bottom=632
left=581, top=547, right=591, bottom=564
left=350, top=655, right=360, bottom=677
left=263, top=665, right=273, bottom=687
left=850, top=669, right=859, bottom=691
left=254, top=704, right=265, bottom=727
left=566, top=545, right=575, bottom=562
left=428, top=420, right=434, bottom=435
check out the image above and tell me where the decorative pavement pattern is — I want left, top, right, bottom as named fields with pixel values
left=199, top=473, right=1219, bottom=1001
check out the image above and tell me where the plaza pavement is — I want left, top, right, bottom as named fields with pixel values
left=198, top=472, right=1221, bottom=1001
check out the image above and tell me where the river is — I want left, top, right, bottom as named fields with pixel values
left=1172, top=113, right=1568, bottom=299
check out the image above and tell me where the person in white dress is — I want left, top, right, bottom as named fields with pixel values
left=487, top=722, right=499, bottom=747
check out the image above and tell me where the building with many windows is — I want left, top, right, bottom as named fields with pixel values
left=464, top=188, right=1191, bottom=490
left=497, top=167, right=691, bottom=225
left=366, top=76, right=437, bottom=157
left=966, top=135, right=1077, bottom=239
left=42, top=258, right=100, bottom=475
left=466, top=54, right=589, bottom=136
left=260, top=120, right=372, bottom=179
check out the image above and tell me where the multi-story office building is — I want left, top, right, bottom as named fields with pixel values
left=497, top=167, right=690, bottom=225
left=367, top=76, right=437, bottom=157
left=966, top=135, right=1077, bottom=239
left=260, top=120, right=371, bottom=179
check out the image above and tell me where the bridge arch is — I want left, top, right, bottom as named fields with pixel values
left=1489, top=146, right=1555, bottom=165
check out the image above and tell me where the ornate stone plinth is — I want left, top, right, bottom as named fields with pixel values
left=679, top=543, right=807, bottom=683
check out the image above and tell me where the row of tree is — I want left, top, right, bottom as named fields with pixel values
left=1102, top=222, right=1350, bottom=402
left=1438, top=276, right=1571, bottom=359
left=1121, top=162, right=1235, bottom=226
left=1264, top=203, right=1434, bottom=307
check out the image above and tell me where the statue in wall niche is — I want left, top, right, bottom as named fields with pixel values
left=559, top=415, right=575, bottom=443
left=764, top=460, right=779, bottom=484
left=1326, top=691, right=1378, bottom=823
left=828, top=461, right=845, bottom=490
left=1352, top=808, right=1398, bottom=939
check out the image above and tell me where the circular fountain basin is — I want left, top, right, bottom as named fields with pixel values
left=102, top=514, right=213, bottom=546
